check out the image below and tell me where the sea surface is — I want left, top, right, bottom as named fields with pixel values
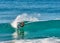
left=0, top=0, right=60, bottom=43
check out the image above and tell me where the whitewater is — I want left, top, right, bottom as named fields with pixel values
left=0, top=37, right=60, bottom=43
left=0, top=0, right=60, bottom=43
left=0, top=14, right=60, bottom=43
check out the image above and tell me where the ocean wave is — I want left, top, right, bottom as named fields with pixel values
left=0, top=37, right=60, bottom=43
left=11, top=13, right=60, bottom=29
left=0, top=20, right=60, bottom=39
left=11, top=13, right=40, bottom=28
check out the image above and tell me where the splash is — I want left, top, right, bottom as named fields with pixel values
left=11, top=13, right=40, bottom=29
left=11, top=13, right=40, bottom=39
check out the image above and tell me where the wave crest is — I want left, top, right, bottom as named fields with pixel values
left=11, top=13, right=40, bottom=28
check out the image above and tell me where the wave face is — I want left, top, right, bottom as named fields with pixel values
left=0, top=20, right=60, bottom=41
left=0, top=23, right=15, bottom=41
left=0, top=0, right=59, bottom=43
left=23, top=20, right=60, bottom=39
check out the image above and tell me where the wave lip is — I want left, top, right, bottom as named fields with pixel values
left=11, top=13, right=40, bottom=28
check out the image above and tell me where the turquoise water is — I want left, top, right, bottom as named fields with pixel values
left=0, top=20, right=60, bottom=41
left=0, top=0, right=60, bottom=43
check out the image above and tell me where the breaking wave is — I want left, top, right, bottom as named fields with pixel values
left=11, top=13, right=40, bottom=28
left=0, top=14, right=60, bottom=43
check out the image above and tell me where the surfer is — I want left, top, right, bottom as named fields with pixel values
left=17, top=22, right=24, bottom=28
left=17, top=22, right=24, bottom=39
left=20, top=22, right=24, bottom=27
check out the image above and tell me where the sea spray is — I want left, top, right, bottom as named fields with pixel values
left=11, top=14, right=40, bottom=39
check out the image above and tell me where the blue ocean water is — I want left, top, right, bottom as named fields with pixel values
left=0, top=0, right=60, bottom=43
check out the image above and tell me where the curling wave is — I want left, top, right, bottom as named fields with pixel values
left=11, top=13, right=40, bottom=29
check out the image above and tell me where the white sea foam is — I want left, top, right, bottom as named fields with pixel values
left=0, top=37, right=60, bottom=43
left=11, top=13, right=40, bottom=29
left=11, top=13, right=40, bottom=39
left=10, top=13, right=60, bottom=43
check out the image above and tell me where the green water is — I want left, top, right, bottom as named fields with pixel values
left=0, top=20, right=60, bottom=40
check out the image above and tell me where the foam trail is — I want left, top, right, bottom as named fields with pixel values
left=0, top=37, right=60, bottom=43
